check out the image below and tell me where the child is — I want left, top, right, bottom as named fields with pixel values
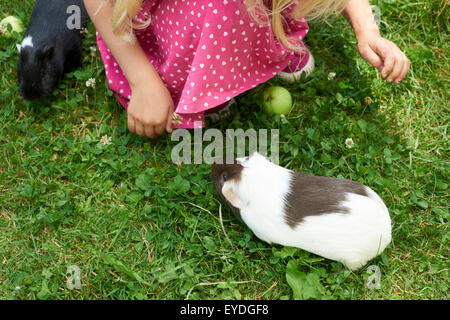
left=84, top=0, right=409, bottom=138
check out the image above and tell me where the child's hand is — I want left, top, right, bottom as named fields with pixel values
left=127, top=79, right=174, bottom=138
left=356, top=31, right=410, bottom=84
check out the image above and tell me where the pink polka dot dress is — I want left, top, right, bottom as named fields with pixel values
left=96, top=0, right=309, bottom=128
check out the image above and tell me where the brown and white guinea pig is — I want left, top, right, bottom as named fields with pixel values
left=212, top=152, right=392, bottom=271
left=17, top=0, right=88, bottom=100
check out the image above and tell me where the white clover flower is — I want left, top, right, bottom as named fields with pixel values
left=280, top=113, right=289, bottom=124
left=85, top=78, right=96, bottom=88
left=101, top=135, right=112, bottom=145
left=328, top=72, right=336, bottom=80
left=345, top=138, right=354, bottom=149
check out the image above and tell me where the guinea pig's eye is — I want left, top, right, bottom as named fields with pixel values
left=222, top=174, right=228, bottom=182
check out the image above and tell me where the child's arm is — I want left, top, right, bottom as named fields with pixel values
left=84, top=0, right=173, bottom=138
left=342, top=0, right=410, bottom=84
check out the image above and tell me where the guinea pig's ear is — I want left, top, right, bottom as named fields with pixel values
left=221, top=181, right=245, bottom=209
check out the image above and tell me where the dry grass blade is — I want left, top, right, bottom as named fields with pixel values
left=187, top=201, right=233, bottom=247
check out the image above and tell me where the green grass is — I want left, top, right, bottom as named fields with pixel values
left=0, top=0, right=448, bottom=300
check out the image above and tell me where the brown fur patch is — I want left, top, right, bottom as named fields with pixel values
left=211, top=159, right=244, bottom=217
left=284, top=172, right=368, bottom=228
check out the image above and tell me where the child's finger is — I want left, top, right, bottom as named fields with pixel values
left=166, top=107, right=174, bottom=133
left=395, top=55, right=410, bottom=83
left=380, top=53, right=395, bottom=79
left=359, top=45, right=384, bottom=70
left=154, top=124, right=165, bottom=136
left=135, top=122, right=145, bottom=137
left=372, top=42, right=394, bottom=78
left=386, top=56, right=404, bottom=83
left=145, top=125, right=156, bottom=139
left=128, top=115, right=136, bottom=133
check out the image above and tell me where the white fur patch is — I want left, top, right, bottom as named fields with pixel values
left=222, top=181, right=246, bottom=209
left=20, top=36, right=33, bottom=50
left=235, top=152, right=293, bottom=244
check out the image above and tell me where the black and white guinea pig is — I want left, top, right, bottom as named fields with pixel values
left=17, top=0, right=88, bottom=100
left=212, top=152, right=392, bottom=271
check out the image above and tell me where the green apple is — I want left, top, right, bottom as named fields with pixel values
left=0, top=16, right=24, bottom=38
left=262, top=86, right=293, bottom=115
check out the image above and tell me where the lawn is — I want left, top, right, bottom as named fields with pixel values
left=0, top=0, right=448, bottom=300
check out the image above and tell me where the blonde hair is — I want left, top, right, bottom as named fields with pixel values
left=110, top=0, right=149, bottom=42
left=111, top=0, right=349, bottom=49
left=246, top=0, right=350, bottom=50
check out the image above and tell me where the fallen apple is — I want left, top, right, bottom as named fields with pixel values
left=262, top=86, right=293, bottom=115
left=0, top=16, right=24, bottom=38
